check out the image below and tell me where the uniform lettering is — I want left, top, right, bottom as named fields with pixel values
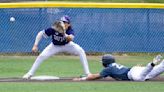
left=111, top=63, right=124, bottom=69
left=53, top=35, right=65, bottom=42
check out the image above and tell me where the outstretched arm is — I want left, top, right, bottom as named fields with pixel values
left=32, top=31, right=45, bottom=52
left=73, top=73, right=101, bottom=81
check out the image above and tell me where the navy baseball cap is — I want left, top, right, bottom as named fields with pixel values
left=60, top=15, right=71, bottom=24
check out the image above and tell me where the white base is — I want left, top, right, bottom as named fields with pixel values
left=31, top=75, right=60, bottom=80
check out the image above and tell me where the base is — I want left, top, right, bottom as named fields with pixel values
left=30, top=75, right=60, bottom=80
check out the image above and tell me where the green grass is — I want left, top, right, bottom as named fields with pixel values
left=0, top=55, right=102, bottom=77
left=0, top=55, right=164, bottom=92
left=0, top=82, right=164, bottom=92
left=48, top=0, right=164, bottom=3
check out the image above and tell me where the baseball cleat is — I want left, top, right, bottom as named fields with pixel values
left=23, top=73, right=33, bottom=79
left=153, top=55, right=163, bottom=64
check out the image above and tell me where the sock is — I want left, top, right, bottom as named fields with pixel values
left=151, top=63, right=155, bottom=67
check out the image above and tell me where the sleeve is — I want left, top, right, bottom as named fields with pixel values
left=44, top=28, right=54, bottom=37
left=66, top=28, right=75, bottom=36
left=99, top=67, right=111, bottom=78
left=34, top=31, right=44, bottom=46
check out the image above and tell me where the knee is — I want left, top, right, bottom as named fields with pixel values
left=75, top=46, right=86, bottom=55
left=36, top=55, right=45, bottom=60
left=79, top=47, right=85, bottom=53
left=79, top=47, right=85, bottom=54
left=158, top=61, right=164, bottom=69
left=37, top=54, right=49, bottom=60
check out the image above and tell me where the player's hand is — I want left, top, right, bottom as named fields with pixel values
left=66, top=35, right=72, bottom=42
left=32, top=45, right=38, bottom=52
left=73, top=78, right=81, bottom=81
left=73, top=77, right=86, bottom=81
left=65, top=34, right=74, bottom=42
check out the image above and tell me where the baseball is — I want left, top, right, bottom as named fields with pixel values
left=10, top=17, right=15, bottom=22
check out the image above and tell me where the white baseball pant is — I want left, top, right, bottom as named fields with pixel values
left=27, top=41, right=90, bottom=76
left=127, top=63, right=153, bottom=81
left=128, top=61, right=164, bottom=81
left=145, top=60, right=164, bottom=79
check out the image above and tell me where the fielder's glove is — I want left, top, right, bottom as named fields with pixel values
left=52, top=21, right=66, bottom=34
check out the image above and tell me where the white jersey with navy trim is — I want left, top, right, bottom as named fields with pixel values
left=44, top=27, right=74, bottom=45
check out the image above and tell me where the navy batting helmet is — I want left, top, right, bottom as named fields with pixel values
left=102, top=54, right=115, bottom=67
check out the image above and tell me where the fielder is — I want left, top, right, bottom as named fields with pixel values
left=74, top=54, right=164, bottom=81
left=23, top=15, right=91, bottom=79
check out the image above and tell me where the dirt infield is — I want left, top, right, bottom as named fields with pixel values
left=0, top=76, right=164, bottom=82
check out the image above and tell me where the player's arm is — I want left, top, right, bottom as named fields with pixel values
left=86, top=73, right=101, bottom=80
left=32, top=27, right=53, bottom=52
left=73, top=67, right=111, bottom=81
left=65, top=34, right=74, bottom=42
left=32, top=31, right=44, bottom=52
left=73, top=73, right=101, bottom=81
left=64, top=27, right=75, bottom=42
left=32, top=30, right=49, bottom=52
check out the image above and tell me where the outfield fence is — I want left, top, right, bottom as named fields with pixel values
left=0, top=2, right=164, bottom=53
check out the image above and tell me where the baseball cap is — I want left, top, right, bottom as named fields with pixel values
left=60, top=15, right=71, bottom=24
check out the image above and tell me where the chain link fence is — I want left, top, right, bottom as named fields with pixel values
left=0, top=8, right=164, bottom=55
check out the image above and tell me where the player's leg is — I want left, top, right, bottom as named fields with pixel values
left=139, top=63, right=154, bottom=81
left=63, top=42, right=91, bottom=75
left=23, top=43, right=61, bottom=79
left=139, top=55, right=162, bottom=81
left=145, top=60, right=164, bottom=79
left=128, top=63, right=155, bottom=81
left=129, top=55, right=162, bottom=81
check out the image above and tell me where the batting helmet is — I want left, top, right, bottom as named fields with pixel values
left=60, top=15, right=71, bottom=24
left=102, top=54, right=115, bottom=67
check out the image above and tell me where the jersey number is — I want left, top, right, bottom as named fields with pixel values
left=112, top=63, right=124, bottom=69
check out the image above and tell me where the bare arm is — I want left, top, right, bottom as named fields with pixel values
left=73, top=73, right=101, bottom=81
left=32, top=31, right=46, bottom=52
left=86, top=73, right=101, bottom=80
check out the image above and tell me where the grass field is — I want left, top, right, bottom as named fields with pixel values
left=0, top=55, right=164, bottom=92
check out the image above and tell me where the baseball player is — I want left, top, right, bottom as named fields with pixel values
left=23, top=15, right=91, bottom=79
left=74, top=54, right=164, bottom=81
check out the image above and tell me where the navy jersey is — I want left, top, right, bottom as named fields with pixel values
left=44, top=27, right=74, bottom=45
left=100, top=63, right=131, bottom=80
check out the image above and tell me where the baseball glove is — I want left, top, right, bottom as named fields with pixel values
left=52, top=21, right=65, bottom=34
